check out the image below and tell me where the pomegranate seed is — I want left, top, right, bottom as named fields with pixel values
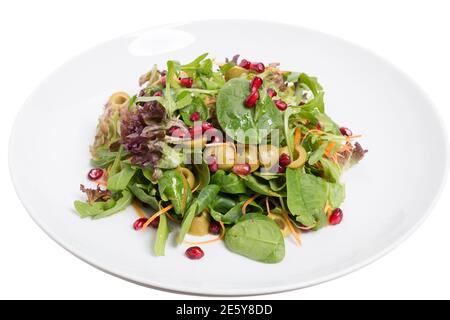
left=150, top=216, right=160, bottom=229
left=279, top=153, right=291, bottom=167
left=169, top=127, right=188, bottom=139
left=340, top=127, right=353, bottom=136
left=209, top=221, right=221, bottom=235
left=250, top=62, right=265, bottom=73
left=88, top=168, right=103, bottom=180
left=180, top=77, right=193, bottom=88
left=133, top=217, right=148, bottom=230
left=209, top=162, right=218, bottom=173
left=185, top=246, right=204, bottom=260
left=153, top=91, right=163, bottom=97
left=277, top=166, right=286, bottom=173
left=250, top=76, right=263, bottom=92
left=190, top=111, right=201, bottom=122
left=239, top=59, right=251, bottom=69
left=244, top=90, right=259, bottom=108
left=160, top=76, right=166, bottom=86
left=201, top=122, right=213, bottom=132
left=329, top=208, right=343, bottom=225
left=316, top=122, right=321, bottom=130
left=232, top=164, right=251, bottom=176
left=267, top=88, right=277, bottom=98
left=274, top=99, right=288, bottom=111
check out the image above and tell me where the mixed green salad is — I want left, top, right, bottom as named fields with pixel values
left=74, top=53, right=367, bottom=263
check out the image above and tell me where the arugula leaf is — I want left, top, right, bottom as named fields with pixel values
left=129, top=183, right=159, bottom=210
left=320, top=157, right=342, bottom=183
left=286, top=168, right=328, bottom=227
left=308, top=143, right=328, bottom=165
left=225, top=215, right=285, bottom=263
left=154, top=214, right=170, bottom=256
left=107, top=165, right=136, bottom=191
left=299, top=73, right=324, bottom=113
left=327, top=181, right=345, bottom=209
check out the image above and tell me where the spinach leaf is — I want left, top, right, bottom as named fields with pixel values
left=175, top=90, right=192, bottom=110
left=179, top=96, right=208, bottom=126
left=327, top=182, right=345, bottom=209
left=210, top=170, right=247, bottom=194
left=216, top=78, right=282, bottom=144
left=211, top=194, right=237, bottom=213
left=209, top=206, right=224, bottom=222
left=313, top=109, right=340, bottom=134
left=225, top=215, right=285, bottom=263
left=107, top=165, right=136, bottom=191
left=241, top=174, right=282, bottom=197
left=193, top=163, right=210, bottom=190
left=177, top=201, right=198, bottom=243
left=75, top=189, right=134, bottom=220
left=221, top=200, right=263, bottom=224
left=158, top=169, right=192, bottom=215
left=268, top=176, right=286, bottom=192
left=129, top=183, right=159, bottom=210
left=196, top=184, right=220, bottom=214
left=154, top=214, right=170, bottom=256
left=286, top=168, right=328, bottom=227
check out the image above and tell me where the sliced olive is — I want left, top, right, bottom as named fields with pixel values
left=236, top=144, right=259, bottom=172
left=178, top=167, right=195, bottom=189
left=268, top=212, right=291, bottom=237
left=225, top=66, right=248, bottom=81
left=188, top=210, right=210, bottom=236
left=203, top=143, right=235, bottom=171
left=288, top=145, right=307, bottom=169
left=108, top=92, right=130, bottom=110
left=258, top=145, right=280, bottom=168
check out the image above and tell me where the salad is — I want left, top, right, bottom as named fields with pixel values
left=74, top=53, right=367, bottom=263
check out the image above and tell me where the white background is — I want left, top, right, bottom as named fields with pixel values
left=1, top=0, right=449, bottom=299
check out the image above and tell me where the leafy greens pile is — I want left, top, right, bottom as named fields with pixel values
left=74, top=53, right=367, bottom=263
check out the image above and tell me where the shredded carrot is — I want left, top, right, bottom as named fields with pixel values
left=192, top=184, right=200, bottom=193
left=242, top=194, right=260, bottom=215
left=294, top=127, right=302, bottom=145
left=183, top=222, right=225, bottom=245
left=301, top=128, right=326, bottom=143
left=281, top=210, right=302, bottom=246
left=324, top=141, right=336, bottom=157
left=141, top=204, right=173, bottom=230
left=132, top=201, right=146, bottom=218
left=265, top=197, right=271, bottom=215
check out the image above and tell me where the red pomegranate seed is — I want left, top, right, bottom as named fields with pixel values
left=267, top=88, right=277, bottom=98
left=208, top=155, right=218, bottom=173
left=209, top=221, right=221, bottom=235
left=274, top=99, right=288, bottom=111
left=277, top=166, right=286, bottom=173
left=316, top=122, right=321, bottom=130
left=340, top=127, right=353, bottom=136
left=250, top=62, right=265, bottom=73
left=190, top=111, right=201, bottom=122
left=160, top=76, right=166, bottom=86
left=180, top=77, right=193, bottom=88
left=133, top=217, right=148, bottom=230
left=244, top=90, right=259, bottom=108
left=232, top=164, right=251, bottom=176
left=250, top=76, right=263, bottom=92
left=150, top=216, right=160, bottom=229
left=170, top=127, right=188, bottom=139
left=201, top=122, right=213, bottom=132
left=153, top=91, right=163, bottom=97
left=279, top=153, right=291, bottom=167
left=185, top=246, right=204, bottom=260
left=88, top=168, right=103, bottom=181
left=329, top=208, right=343, bottom=225
left=239, top=59, right=251, bottom=69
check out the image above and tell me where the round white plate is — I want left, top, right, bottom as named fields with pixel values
left=9, top=20, right=448, bottom=296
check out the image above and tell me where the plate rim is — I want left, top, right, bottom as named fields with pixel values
left=8, top=19, right=450, bottom=296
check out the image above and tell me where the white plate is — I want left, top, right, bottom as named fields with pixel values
left=9, top=20, right=448, bottom=296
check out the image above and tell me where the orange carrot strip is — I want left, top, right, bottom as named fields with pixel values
left=294, top=127, right=302, bottom=145
left=324, top=141, right=336, bottom=157
left=242, top=194, right=260, bottom=215
left=280, top=210, right=302, bottom=246
left=141, top=204, right=173, bottom=231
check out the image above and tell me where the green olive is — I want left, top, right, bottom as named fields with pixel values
left=225, top=66, right=248, bottom=81
left=188, top=210, right=210, bottom=236
left=203, top=143, right=235, bottom=171
left=258, top=144, right=280, bottom=168
left=182, top=136, right=207, bottom=149
left=236, top=144, right=259, bottom=172
left=288, top=145, right=307, bottom=169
